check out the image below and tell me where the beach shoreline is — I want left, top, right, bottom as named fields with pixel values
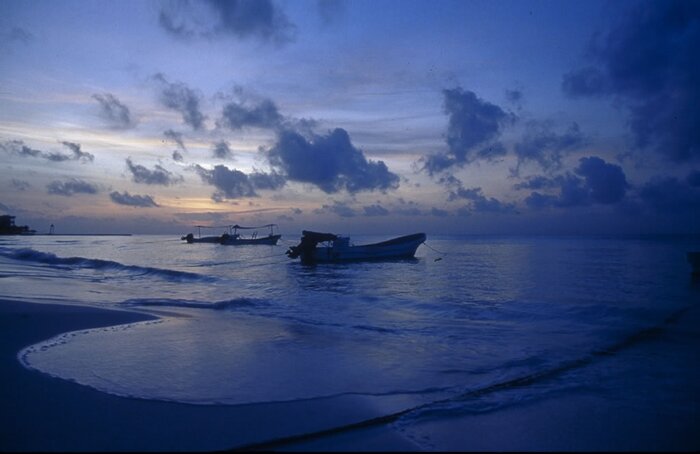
left=2, top=298, right=699, bottom=451
left=0, top=299, right=419, bottom=452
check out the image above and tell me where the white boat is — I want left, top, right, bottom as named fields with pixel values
left=286, top=231, right=426, bottom=264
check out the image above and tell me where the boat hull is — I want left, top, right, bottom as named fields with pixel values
left=220, top=234, right=281, bottom=246
left=182, top=234, right=222, bottom=244
left=309, top=233, right=425, bottom=263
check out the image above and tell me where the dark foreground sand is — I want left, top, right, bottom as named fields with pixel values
left=2, top=298, right=699, bottom=451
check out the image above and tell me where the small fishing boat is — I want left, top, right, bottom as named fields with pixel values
left=181, top=225, right=229, bottom=244
left=220, top=224, right=281, bottom=246
left=182, top=224, right=281, bottom=245
left=286, top=230, right=426, bottom=264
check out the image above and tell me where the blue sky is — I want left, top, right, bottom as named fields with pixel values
left=1, top=0, right=698, bottom=235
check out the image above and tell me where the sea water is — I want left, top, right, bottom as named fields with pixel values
left=1, top=233, right=699, bottom=447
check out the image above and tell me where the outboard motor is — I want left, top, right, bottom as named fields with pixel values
left=287, top=230, right=338, bottom=264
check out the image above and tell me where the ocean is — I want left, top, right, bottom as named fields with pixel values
left=1, top=233, right=699, bottom=449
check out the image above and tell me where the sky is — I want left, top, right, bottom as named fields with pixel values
left=1, top=0, right=699, bottom=235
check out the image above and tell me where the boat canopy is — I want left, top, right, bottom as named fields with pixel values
left=231, top=224, right=278, bottom=230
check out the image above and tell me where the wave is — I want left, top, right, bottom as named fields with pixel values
left=229, top=305, right=691, bottom=451
left=119, top=297, right=264, bottom=310
left=0, top=247, right=216, bottom=283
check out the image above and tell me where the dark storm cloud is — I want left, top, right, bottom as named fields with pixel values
left=126, top=158, right=183, bottom=186
left=159, top=0, right=295, bottom=44
left=153, top=73, right=206, bottom=130
left=562, top=0, right=700, bottom=162
left=92, top=93, right=135, bottom=129
left=575, top=156, right=629, bottom=204
left=193, top=164, right=285, bottom=200
left=218, top=99, right=283, bottom=130
left=109, top=191, right=159, bottom=208
left=47, top=179, right=99, bottom=196
left=523, top=156, right=628, bottom=209
left=513, top=121, right=585, bottom=174
left=421, top=87, right=515, bottom=175
left=248, top=171, right=286, bottom=191
left=212, top=140, right=232, bottom=159
left=267, top=128, right=400, bottom=194
left=1, top=140, right=93, bottom=163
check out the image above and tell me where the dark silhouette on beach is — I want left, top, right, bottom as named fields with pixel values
left=0, top=215, right=35, bottom=235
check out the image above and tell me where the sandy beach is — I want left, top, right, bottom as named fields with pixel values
left=2, top=297, right=699, bottom=452
left=0, top=299, right=421, bottom=452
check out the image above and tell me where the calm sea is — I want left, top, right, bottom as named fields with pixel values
left=1, top=233, right=699, bottom=447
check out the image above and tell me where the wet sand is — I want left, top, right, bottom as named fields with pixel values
left=0, top=299, right=418, bottom=451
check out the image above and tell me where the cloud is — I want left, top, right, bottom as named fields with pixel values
left=562, top=0, right=700, bottom=162
left=2, top=27, right=33, bottom=45
left=421, top=87, right=515, bottom=174
left=575, top=156, right=629, bottom=204
left=523, top=156, right=628, bottom=209
left=638, top=175, right=700, bottom=214
left=57, top=141, right=94, bottom=162
left=505, top=88, right=524, bottom=107
left=512, top=175, right=560, bottom=191
left=513, top=121, right=585, bottom=174
left=164, top=129, right=186, bottom=151
left=11, top=179, right=30, bottom=191
left=159, top=0, right=295, bottom=44
left=92, top=93, right=135, bottom=129
left=212, top=140, right=232, bottom=159
left=441, top=175, right=517, bottom=214
left=1, top=140, right=93, bottom=163
left=109, top=191, right=159, bottom=207
left=363, top=204, right=389, bottom=216
left=153, top=73, right=206, bottom=130
left=314, top=201, right=356, bottom=217
left=248, top=170, right=286, bottom=190
left=163, top=129, right=187, bottom=161
left=218, top=98, right=283, bottom=130
left=47, top=179, right=99, bottom=196
left=267, top=128, right=400, bottom=193
left=126, top=158, right=183, bottom=186
left=193, top=164, right=285, bottom=200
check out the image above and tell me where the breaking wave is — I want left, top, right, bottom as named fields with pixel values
left=0, top=247, right=216, bottom=283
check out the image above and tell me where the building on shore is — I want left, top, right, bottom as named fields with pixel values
left=0, top=215, right=36, bottom=235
